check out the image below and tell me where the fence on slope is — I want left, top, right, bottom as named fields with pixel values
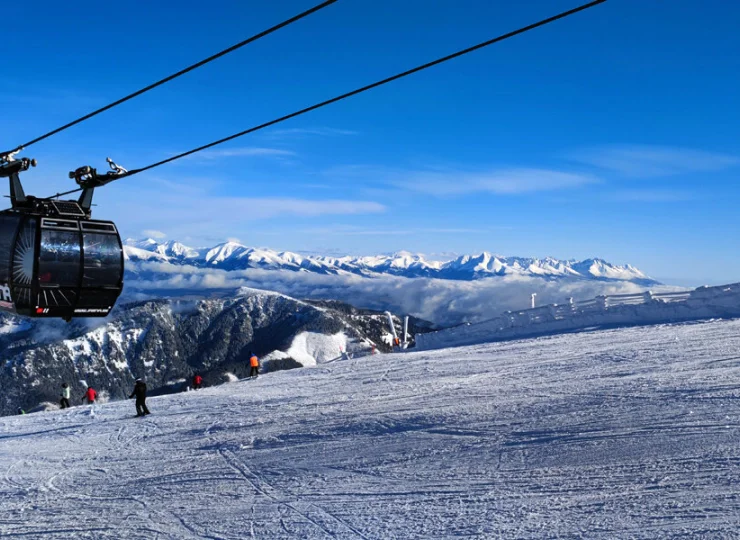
left=416, top=282, right=740, bottom=350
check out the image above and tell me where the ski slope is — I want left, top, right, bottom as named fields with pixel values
left=2, top=319, right=740, bottom=538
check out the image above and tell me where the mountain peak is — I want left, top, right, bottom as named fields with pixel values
left=125, top=238, right=159, bottom=251
left=154, top=240, right=200, bottom=259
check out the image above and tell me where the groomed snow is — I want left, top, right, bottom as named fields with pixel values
left=1, top=319, right=740, bottom=538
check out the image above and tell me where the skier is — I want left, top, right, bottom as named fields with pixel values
left=129, top=378, right=150, bottom=417
left=60, top=383, right=71, bottom=409
left=193, top=374, right=203, bottom=390
left=82, top=387, right=97, bottom=405
left=249, top=352, right=260, bottom=378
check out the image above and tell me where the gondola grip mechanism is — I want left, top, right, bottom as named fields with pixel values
left=0, top=150, right=36, bottom=207
left=69, top=157, right=129, bottom=212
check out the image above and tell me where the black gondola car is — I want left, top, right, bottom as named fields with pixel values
left=0, top=155, right=124, bottom=320
left=0, top=211, right=123, bottom=319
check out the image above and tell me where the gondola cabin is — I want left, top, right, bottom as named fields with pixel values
left=0, top=210, right=123, bottom=320
left=0, top=154, right=125, bottom=320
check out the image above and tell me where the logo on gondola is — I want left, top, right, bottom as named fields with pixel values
left=36, top=307, right=50, bottom=314
left=0, top=283, right=11, bottom=303
left=0, top=282, right=12, bottom=310
left=74, top=308, right=110, bottom=314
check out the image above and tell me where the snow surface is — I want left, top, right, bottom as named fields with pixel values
left=2, top=319, right=740, bottom=538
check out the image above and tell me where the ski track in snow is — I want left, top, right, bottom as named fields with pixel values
left=1, top=319, right=740, bottom=538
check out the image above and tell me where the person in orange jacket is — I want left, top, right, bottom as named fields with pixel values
left=82, top=387, right=97, bottom=405
left=248, top=352, right=260, bottom=379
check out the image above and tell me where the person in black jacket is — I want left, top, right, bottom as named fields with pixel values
left=129, top=378, right=151, bottom=417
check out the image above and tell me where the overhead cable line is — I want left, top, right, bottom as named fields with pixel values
left=2, top=0, right=340, bottom=157
left=127, top=0, right=607, bottom=177
left=49, top=0, right=606, bottom=199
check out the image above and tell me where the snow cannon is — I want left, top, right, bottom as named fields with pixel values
left=385, top=311, right=401, bottom=348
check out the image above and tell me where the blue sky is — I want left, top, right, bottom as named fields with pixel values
left=2, top=0, right=739, bottom=284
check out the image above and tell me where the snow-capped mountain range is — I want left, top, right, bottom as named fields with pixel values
left=124, top=239, right=657, bottom=285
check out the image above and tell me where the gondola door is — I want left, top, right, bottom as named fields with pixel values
left=36, top=218, right=81, bottom=317
left=76, top=221, right=123, bottom=316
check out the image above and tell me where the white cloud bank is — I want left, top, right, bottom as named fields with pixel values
left=124, top=262, right=673, bottom=326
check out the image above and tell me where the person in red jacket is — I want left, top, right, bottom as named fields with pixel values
left=193, top=374, right=203, bottom=390
left=82, top=387, right=97, bottom=404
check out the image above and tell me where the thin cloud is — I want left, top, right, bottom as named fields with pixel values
left=326, top=165, right=598, bottom=196
left=265, top=127, right=359, bottom=138
left=147, top=175, right=220, bottom=196
left=609, top=189, right=694, bottom=202
left=402, top=168, right=598, bottom=196
left=142, top=229, right=167, bottom=239
left=0, top=85, right=103, bottom=110
left=302, top=225, right=511, bottom=236
left=571, top=145, right=739, bottom=178
left=194, top=147, right=296, bottom=160
left=110, top=194, right=385, bottom=223
left=214, top=197, right=385, bottom=219
left=296, top=183, right=334, bottom=190
left=93, top=177, right=387, bottom=242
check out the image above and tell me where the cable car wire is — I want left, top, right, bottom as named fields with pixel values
left=126, top=0, right=607, bottom=178
left=1, top=0, right=340, bottom=157
left=47, top=0, right=606, bottom=199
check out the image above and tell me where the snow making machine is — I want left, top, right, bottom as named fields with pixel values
left=0, top=151, right=125, bottom=321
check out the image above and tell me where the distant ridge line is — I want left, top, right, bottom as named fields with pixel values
left=123, top=238, right=658, bottom=285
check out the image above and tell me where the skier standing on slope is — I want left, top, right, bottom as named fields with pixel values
left=60, top=383, right=71, bottom=409
left=130, top=378, right=151, bottom=417
left=82, top=387, right=97, bottom=405
left=193, top=373, right=203, bottom=390
left=249, top=352, right=260, bottom=379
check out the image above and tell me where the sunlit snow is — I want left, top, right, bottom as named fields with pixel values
left=1, top=319, right=739, bottom=537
